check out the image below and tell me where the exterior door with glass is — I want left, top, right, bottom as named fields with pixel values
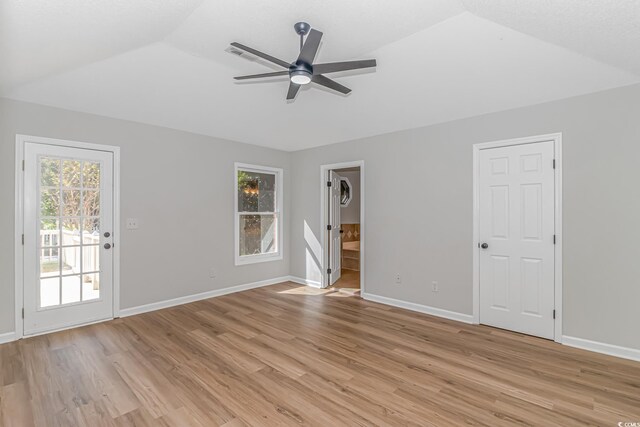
left=23, top=142, right=114, bottom=335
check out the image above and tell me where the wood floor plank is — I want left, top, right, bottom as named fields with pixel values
left=1, top=281, right=639, bottom=426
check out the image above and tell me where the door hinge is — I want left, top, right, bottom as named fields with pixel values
left=553, top=234, right=556, bottom=244
left=22, top=308, right=24, bottom=319
left=22, top=160, right=25, bottom=171
left=327, top=268, right=332, bottom=275
left=327, top=181, right=332, bottom=187
left=327, top=224, right=332, bottom=231
left=553, top=159, right=556, bottom=169
left=21, top=234, right=24, bottom=245
left=553, top=309, right=556, bottom=319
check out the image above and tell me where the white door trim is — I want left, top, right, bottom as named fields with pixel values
left=320, top=161, right=365, bottom=290
left=472, top=133, right=563, bottom=343
left=14, top=134, right=121, bottom=340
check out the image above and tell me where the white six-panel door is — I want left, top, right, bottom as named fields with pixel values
left=478, top=141, right=555, bottom=339
left=23, top=142, right=114, bottom=335
left=329, top=171, right=342, bottom=285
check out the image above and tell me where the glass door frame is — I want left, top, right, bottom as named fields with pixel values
left=15, top=134, right=121, bottom=338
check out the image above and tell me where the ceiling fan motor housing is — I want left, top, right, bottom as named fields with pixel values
left=289, top=60, right=313, bottom=83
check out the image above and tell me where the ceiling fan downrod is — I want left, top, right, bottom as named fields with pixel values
left=294, top=22, right=311, bottom=52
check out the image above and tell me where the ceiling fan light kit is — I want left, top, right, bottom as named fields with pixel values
left=231, top=22, right=377, bottom=100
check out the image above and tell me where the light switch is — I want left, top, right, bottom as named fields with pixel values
left=126, top=218, right=139, bottom=230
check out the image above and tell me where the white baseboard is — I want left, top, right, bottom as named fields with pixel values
left=288, top=276, right=322, bottom=288
left=119, top=276, right=291, bottom=317
left=562, top=335, right=640, bottom=362
left=0, top=331, right=17, bottom=345
left=361, top=292, right=474, bottom=324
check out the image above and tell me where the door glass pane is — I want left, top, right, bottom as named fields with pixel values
left=62, top=190, right=81, bottom=216
left=82, top=273, right=100, bottom=301
left=239, top=214, right=277, bottom=256
left=61, top=275, right=81, bottom=304
left=40, top=277, right=60, bottom=308
left=40, top=158, right=60, bottom=186
left=61, top=218, right=81, bottom=246
left=83, top=162, right=100, bottom=187
left=82, top=190, right=100, bottom=216
left=83, top=217, right=100, bottom=236
left=83, top=245, right=100, bottom=273
left=61, top=246, right=81, bottom=275
left=40, top=220, right=59, bottom=246
left=62, top=160, right=81, bottom=187
left=36, top=155, right=104, bottom=309
left=41, top=189, right=60, bottom=217
left=40, top=249, right=61, bottom=276
left=237, top=171, right=275, bottom=212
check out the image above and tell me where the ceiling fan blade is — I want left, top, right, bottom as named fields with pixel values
left=230, top=42, right=290, bottom=69
left=234, top=71, right=289, bottom=80
left=312, top=75, right=351, bottom=95
left=313, top=59, right=377, bottom=75
left=286, top=82, right=300, bottom=100
left=297, top=29, right=323, bottom=64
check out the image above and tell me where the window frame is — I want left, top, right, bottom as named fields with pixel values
left=234, top=163, right=284, bottom=266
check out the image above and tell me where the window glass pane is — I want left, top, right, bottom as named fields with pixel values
left=83, top=162, right=100, bottom=188
left=82, top=273, right=100, bottom=301
left=82, top=190, right=100, bottom=216
left=239, top=214, right=277, bottom=256
left=238, top=170, right=276, bottom=212
left=61, top=275, right=81, bottom=304
left=40, top=277, right=60, bottom=308
left=62, top=160, right=81, bottom=187
left=40, top=158, right=60, bottom=187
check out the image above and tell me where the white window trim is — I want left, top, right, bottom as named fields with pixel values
left=234, top=163, right=284, bottom=266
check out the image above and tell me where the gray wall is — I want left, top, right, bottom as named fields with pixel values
left=337, top=170, right=361, bottom=224
left=0, top=98, right=290, bottom=334
left=290, top=83, right=640, bottom=350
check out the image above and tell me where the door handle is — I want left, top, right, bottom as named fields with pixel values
left=104, top=232, right=111, bottom=238
left=104, top=243, right=112, bottom=250
left=480, top=243, right=489, bottom=249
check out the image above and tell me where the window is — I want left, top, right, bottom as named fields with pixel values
left=235, top=163, right=283, bottom=265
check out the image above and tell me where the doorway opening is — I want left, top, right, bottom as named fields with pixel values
left=320, top=161, right=364, bottom=294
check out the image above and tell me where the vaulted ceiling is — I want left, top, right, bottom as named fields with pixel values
left=2, top=0, right=639, bottom=151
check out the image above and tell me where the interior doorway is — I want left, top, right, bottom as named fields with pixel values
left=321, top=161, right=364, bottom=293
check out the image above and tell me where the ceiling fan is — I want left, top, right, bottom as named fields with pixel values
left=230, top=22, right=377, bottom=100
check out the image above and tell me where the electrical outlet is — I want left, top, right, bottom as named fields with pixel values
left=395, top=274, right=402, bottom=284
left=126, top=218, right=139, bottom=230
left=209, top=268, right=217, bottom=279
left=432, top=281, right=439, bottom=292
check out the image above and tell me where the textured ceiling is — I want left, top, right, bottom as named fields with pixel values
left=462, top=0, right=640, bottom=75
left=2, top=0, right=639, bottom=151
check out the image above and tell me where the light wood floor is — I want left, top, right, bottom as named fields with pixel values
left=331, top=268, right=360, bottom=291
left=1, top=282, right=639, bottom=426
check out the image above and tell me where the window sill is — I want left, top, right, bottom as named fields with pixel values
left=235, top=253, right=283, bottom=266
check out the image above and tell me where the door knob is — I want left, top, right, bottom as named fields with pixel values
left=104, top=232, right=110, bottom=238
left=480, top=243, right=489, bottom=249
left=104, top=243, right=112, bottom=249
